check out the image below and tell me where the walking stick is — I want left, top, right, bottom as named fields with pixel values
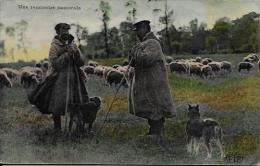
left=95, top=56, right=134, bottom=144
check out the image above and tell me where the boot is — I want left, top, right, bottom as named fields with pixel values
left=148, top=118, right=165, bottom=136
left=53, top=114, right=61, bottom=131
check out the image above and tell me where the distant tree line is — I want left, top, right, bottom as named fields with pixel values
left=81, top=11, right=259, bottom=59
left=0, top=0, right=259, bottom=60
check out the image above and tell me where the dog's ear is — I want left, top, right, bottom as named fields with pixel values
left=196, top=104, right=199, bottom=111
left=188, top=104, right=192, bottom=110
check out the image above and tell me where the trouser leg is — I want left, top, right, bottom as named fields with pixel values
left=53, top=114, right=61, bottom=131
left=148, top=118, right=165, bottom=135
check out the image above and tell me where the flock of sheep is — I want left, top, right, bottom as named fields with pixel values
left=0, top=53, right=259, bottom=89
left=0, top=59, right=133, bottom=89
left=166, top=53, right=259, bottom=78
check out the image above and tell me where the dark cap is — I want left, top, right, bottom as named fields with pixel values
left=132, top=20, right=150, bottom=31
left=55, top=23, right=71, bottom=31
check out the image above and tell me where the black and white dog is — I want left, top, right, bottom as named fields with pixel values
left=186, top=104, right=225, bottom=159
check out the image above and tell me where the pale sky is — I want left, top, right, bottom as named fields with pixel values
left=0, top=0, right=260, bottom=46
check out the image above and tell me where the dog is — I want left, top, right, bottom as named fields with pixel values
left=185, top=104, right=225, bottom=159
left=68, top=96, right=102, bottom=135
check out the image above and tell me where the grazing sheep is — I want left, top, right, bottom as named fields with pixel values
left=1, top=68, right=20, bottom=80
left=169, top=62, right=187, bottom=74
left=69, top=96, right=102, bottom=134
left=201, top=65, right=213, bottom=78
left=201, top=59, right=209, bottom=65
left=187, top=58, right=197, bottom=63
left=0, top=69, right=12, bottom=88
left=106, top=70, right=127, bottom=87
left=103, top=66, right=115, bottom=79
left=112, top=64, right=121, bottom=69
left=117, top=65, right=134, bottom=84
left=35, top=62, right=42, bottom=68
left=204, top=58, right=213, bottom=63
left=82, top=65, right=95, bottom=75
left=208, top=62, right=222, bottom=72
left=165, top=56, right=173, bottom=63
left=221, top=61, right=232, bottom=73
left=20, top=67, right=39, bottom=88
left=188, top=62, right=202, bottom=76
left=122, top=60, right=129, bottom=66
left=195, top=56, right=202, bottom=63
left=42, top=61, right=49, bottom=71
left=186, top=104, right=225, bottom=159
left=88, top=61, right=99, bottom=67
left=243, top=57, right=254, bottom=63
left=238, top=62, right=254, bottom=72
left=33, top=67, right=44, bottom=82
left=94, top=66, right=105, bottom=77
left=245, top=53, right=259, bottom=62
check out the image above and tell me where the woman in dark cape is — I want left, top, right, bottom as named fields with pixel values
left=29, top=23, right=89, bottom=131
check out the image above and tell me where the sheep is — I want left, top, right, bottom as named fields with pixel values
left=20, top=66, right=40, bottom=88
left=169, top=62, right=187, bottom=74
left=208, top=62, right=222, bottom=72
left=221, top=61, right=232, bottom=73
left=201, top=59, right=209, bottom=65
left=165, top=56, right=173, bottom=63
left=187, top=58, right=197, bottom=63
left=112, top=64, right=121, bottom=69
left=106, top=70, right=127, bottom=87
left=201, top=65, right=213, bottom=78
left=35, top=62, right=42, bottom=68
left=243, top=54, right=259, bottom=63
left=243, top=57, right=254, bottom=63
left=122, top=60, right=129, bottom=66
left=195, top=56, right=202, bottom=63
left=246, top=53, right=259, bottom=62
left=88, top=60, right=99, bottom=67
left=94, top=66, right=105, bottom=77
left=33, top=67, right=44, bottom=82
left=0, top=69, right=12, bottom=88
left=187, top=62, right=202, bottom=76
left=82, top=65, right=95, bottom=75
left=103, top=66, right=115, bottom=79
left=1, top=68, right=20, bottom=80
left=204, top=58, right=213, bottom=63
left=238, top=62, right=254, bottom=73
left=117, top=65, right=134, bottom=85
left=42, top=61, right=49, bottom=72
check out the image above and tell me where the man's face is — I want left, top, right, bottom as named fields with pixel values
left=135, top=27, right=146, bottom=40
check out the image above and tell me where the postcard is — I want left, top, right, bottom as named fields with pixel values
left=0, top=0, right=260, bottom=165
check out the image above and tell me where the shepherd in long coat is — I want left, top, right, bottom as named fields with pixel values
left=128, top=20, right=176, bottom=136
left=47, top=23, right=89, bottom=131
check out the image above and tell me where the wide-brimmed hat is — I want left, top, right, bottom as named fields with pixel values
left=132, top=20, right=150, bottom=31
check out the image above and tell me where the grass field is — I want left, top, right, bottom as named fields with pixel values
left=0, top=53, right=260, bottom=164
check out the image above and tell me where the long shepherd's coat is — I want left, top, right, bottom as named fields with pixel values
left=47, top=37, right=89, bottom=115
left=128, top=32, right=176, bottom=121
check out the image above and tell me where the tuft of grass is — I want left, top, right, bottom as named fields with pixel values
left=100, top=123, right=147, bottom=140
left=101, top=95, right=128, bottom=114
left=225, top=132, right=260, bottom=157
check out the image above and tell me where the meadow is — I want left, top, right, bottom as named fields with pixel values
left=0, top=53, right=260, bottom=165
